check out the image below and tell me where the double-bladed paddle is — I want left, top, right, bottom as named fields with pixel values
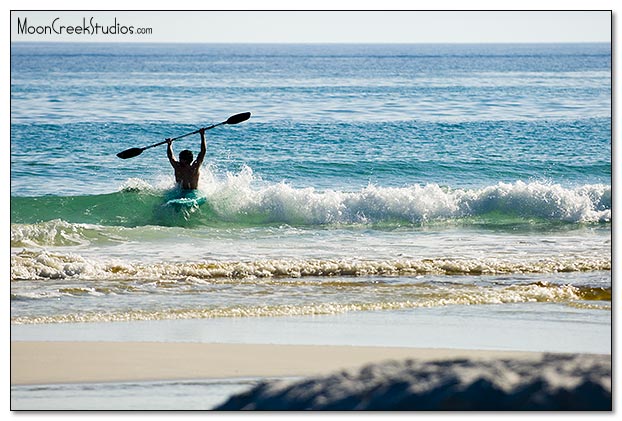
left=116, top=112, right=251, bottom=159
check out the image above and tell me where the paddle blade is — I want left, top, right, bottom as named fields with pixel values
left=226, top=112, right=251, bottom=125
left=116, top=147, right=144, bottom=159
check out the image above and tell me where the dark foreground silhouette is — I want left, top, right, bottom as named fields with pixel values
left=216, top=354, right=611, bottom=411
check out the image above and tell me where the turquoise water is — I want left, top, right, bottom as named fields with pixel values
left=10, top=43, right=611, bottom=330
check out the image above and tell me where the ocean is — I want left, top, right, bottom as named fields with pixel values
left=10, top=42, right=611, bottom=349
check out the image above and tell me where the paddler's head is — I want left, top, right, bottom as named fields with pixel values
left=179, top=150, right=193, bottom=165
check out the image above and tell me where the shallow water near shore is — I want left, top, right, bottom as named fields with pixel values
left=11, top=377, right=267, bottom=410
left=11, top=298, right=611, bottom=354
left=11, top=302, right=610, bottom=410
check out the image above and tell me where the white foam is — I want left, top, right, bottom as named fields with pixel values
left=10, top=250, right=611, bottom=282
left=11, top=220, right=89, bottom=247
left=10, top=281, right=611, bottom=324
left=119, top=177, right=157, bottom=192
left=10, top=220, right=125, bottom=247
left=109, top=169, right=611, bottom=225
left=194, top=168, right=611, bottom=225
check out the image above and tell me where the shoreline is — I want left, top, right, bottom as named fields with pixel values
left=11, top=341, right=555, bottom=386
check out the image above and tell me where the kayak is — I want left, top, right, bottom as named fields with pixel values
left=164, top=189, right=207, bottom=210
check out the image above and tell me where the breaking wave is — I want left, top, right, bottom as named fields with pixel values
left=10, top=169, right=612, bottom=229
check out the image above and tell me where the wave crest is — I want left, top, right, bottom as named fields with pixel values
left=10, top=250, right=610, bottom=281
left=201, top=170, right=611, bottom=225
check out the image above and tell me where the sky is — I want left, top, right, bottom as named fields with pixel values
left=10, top=10, right=612, bottom=44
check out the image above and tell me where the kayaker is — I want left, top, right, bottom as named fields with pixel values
left=166, top=128, right=206, bottom=190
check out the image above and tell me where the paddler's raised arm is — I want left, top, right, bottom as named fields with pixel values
left=195, top=128, right=207, bottom=166
left=166, top=138, right=178, bottom=167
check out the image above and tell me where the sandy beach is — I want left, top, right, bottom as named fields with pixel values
left=11, top=340, right=611, bottom=410
left=11, top=341, right=545, bottom=386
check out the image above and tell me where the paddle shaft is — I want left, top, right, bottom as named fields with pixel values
left=141, top=121, right=225, bottom=152
left=116, top=112, right=250, bottom=159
